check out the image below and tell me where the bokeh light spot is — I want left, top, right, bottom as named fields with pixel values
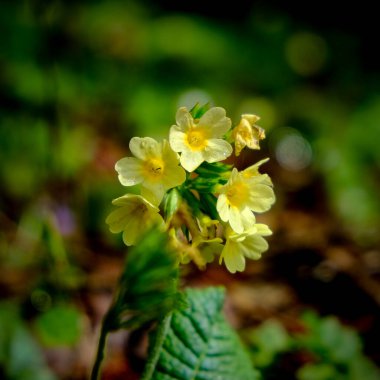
left=272, top=128, right=312, bottom=171
left=177, top=89, right=213, bottom=109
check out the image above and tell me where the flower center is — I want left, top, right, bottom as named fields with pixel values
left=131, top=202, right=149, bottom=218
left=186, top=127, right=208, bottom=150
left=226, top=181, right=249, bottom=207
left=144, top=158, right=164, bottom=180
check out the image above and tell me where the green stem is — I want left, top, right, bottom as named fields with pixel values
left=141, top=314, right=172, bottom=380
left=91, top=319, right=110, bottom=380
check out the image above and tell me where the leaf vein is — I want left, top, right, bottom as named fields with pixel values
left=180, top=310, right=208, bottom=342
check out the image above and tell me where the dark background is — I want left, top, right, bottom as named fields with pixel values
left=1, top=0, right=379, bottom=379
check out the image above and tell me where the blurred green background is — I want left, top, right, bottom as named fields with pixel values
left=1, top=0, right=379, bottom=379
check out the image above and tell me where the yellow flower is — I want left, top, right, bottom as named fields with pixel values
left=242, top=158, right=273, bottom=186
left=115, top=137, right=186, bottom=205
left=233, top=114, right=265, bottom=156
left=220, top=224, right=272, bottom=273
left=169, top=228, right=223, bottom=268
left=216, top=168, right=275, bottom=233
left=169, top=107, right=233, bottom=172
left=192, top=236, right=224, bottom=266
left=181, top=238, right=223, bottom=268
left=106, top=194, right=164, bottom=246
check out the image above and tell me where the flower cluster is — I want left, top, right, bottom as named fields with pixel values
left=106, top=104, right=275, bottom=273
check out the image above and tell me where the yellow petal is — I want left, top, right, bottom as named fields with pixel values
left=232, top=114, right=265, bottom=155
left=175, top=107, right=193, bottom=130
left=255, top=223, right=273, bottom=236
left=161, top=140, right=186, bottom=188
left=151, top=213, right=166, bottom=231
left=106, top=194, right=164, bottom=245
left=229, top=167, right=240, bottom=183
left=180, top=150, right=204, bottom=172
left=112, top=194, right=157, bottom=209
left=162, top=139, right=180, bottom=162
left=221, top=240, right=245, bottom=273
left=234, top=134, right=247, bottom=156
left=129, top=137, right=159, bottom=160
left=241, top=234, right=268, bottom=259
left=203, top=139, right=233, bottom=163
left=122, top=217, right=141, bottom=246
left=162, top=164, right=186, bottom=189
left=141, top=183, right=166, bottom=206
left=216, top=194, right=229, bottom=222
left=243, top=158, right=270, bottom=178
left=121, top=211, right=164, bottom=246
left=169, top=125, right=187, bottom=152
left=199, top=242, right=223, bottom=263
left=240, top=208, right=256, bottom=230
left=228, top=206, right=244, bottom=233
left=115, top=157, right=143, bottom=186
left=255, top=174, right=273, bottom=187
left=241, top=114, right=260, bottom=124
left=198, top=107, right=231, bottom=137
left=106, top=207, right=131, bottom=233
left=247, top=183, right=275, bottom=212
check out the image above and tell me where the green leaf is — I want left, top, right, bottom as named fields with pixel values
left=248, top=319, right=291, bottom=368
left=34, top=305, right=82, bottom=347
left=348, top=356, right=380, bottom=380
left=300, top=311, right=362, bottom=363
left=142, top=287, right=259, bottom=380
left=91, top=228, right=182, bottom=380
left=319, top=318, right=361, bottom=362
left=111, top=227, right=181, bottom=330
left=297, top=363, right=342, bottom=380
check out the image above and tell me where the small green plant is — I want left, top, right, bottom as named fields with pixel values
left=246, top=312, right=380, bottom=380
left=91, top=104, right=274, bottom=379
left=0, top=303, right=57, bottom=380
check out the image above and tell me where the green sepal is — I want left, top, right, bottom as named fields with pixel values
left=163, top=188, right=182, bottom=221
left=181, top=189, right=202, bottom=217
left=195, top=161, right=232, bottom=176
left=198, top=192, right=219, bottom=220
left=190, top=103, right=211, bottom=119
left=190, top=176, right=222, bottom=193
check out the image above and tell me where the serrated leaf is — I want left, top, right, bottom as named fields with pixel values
left=143, top=287, right=259, bottom=380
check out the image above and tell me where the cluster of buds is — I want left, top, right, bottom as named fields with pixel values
left=106, top=104, right=275, bottom=273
